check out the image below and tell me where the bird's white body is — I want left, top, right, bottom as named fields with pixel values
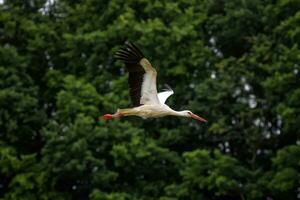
left=116, top=104, right=184, bottom=119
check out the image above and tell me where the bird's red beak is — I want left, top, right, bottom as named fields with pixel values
left=191, top=113, right=207, bottom=123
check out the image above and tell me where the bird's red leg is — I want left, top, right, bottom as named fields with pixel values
left=101, top=108, right=133, bottom=120
left=102, top=114, right=114, bottom=119
left=101, top=112, right=121, bottom=120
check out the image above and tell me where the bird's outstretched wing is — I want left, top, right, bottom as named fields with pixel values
left=115, top=42, right=160, bottom=107
left=157, top=84, right=174, bottom=104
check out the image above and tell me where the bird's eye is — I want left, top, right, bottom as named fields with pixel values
left=188, top=112, right=192, bottom=115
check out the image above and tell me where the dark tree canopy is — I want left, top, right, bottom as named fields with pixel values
left=0, top=0, right=299, bottom=199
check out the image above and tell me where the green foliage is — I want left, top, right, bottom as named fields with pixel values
left=0, top=0, right=299, bottom=199
left=268, top=145, right=300, bottom=198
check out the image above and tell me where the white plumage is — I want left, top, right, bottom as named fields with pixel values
left=157, top=86, right=174, bottom=104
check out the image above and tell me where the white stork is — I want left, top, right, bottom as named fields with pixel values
left=102, top=42, right=207, bottom=123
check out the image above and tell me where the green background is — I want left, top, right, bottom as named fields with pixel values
left=0, top=0, right=299, bottom=199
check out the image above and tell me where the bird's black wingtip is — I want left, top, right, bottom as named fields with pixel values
left=124, top=40, right=131, bottom=46
left=115, top=41, right=144, bottom=63
left=163, top=84, right=173, bottom=92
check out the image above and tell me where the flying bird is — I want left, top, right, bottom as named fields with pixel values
left=102, top=42, right=207, bottom=122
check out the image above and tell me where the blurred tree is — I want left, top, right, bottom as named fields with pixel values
left=0, top=0, right=299, bottom=199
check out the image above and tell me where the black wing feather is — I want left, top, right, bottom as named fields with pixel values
left=115, top=41, right=145, bottom=107
left=163, top=84, right=173, bottom=91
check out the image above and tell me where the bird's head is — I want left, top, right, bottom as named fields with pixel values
left=182, top=110, right=207, bottom=123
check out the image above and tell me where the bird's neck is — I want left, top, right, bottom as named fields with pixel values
left=171, top=110, right=188, bottom=117
left=164, top=105, right=188, bottom=117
